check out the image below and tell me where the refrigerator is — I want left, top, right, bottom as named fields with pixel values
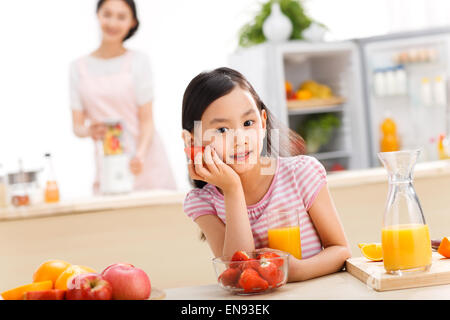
left=355, top=26, right=450, bottom=166
left=229, top=40, right=370, bottom=171
left=228, top=26, right=450, bottom=171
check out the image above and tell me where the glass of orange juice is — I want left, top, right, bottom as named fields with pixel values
left=266, top=211, right=301, bottom=259
left=378, top=149, right=432, bottom=275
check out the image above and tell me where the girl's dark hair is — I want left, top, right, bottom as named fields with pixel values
left=182, top=67, right=306, bottom=190
left=96, top=0, right=140, bottom=42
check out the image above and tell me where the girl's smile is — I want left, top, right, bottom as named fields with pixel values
left=230, top=150, right=252, bottom=162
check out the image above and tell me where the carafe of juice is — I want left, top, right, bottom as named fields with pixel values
left=43, top=153, right=60, bottom=203
left=266, top=211, right=301, bottom=259
left=378, top=149, right=432, bottom=274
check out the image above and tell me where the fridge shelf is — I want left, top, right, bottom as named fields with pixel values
left=308, top=150, right=351, bottom=161
left=287, top=102, right=344, bottom=115
left=287, top=96, right=346, bottom=112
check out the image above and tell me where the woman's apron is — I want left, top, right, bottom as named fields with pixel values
left=77, top=51, right=176, bottom=192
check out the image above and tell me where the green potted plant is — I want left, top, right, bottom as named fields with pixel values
left=238, top=0, right=324, bottom=48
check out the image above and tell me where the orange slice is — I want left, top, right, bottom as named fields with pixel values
left=1, top=280, right=52, bottom=300
left=359, top=243, right=383, bottom=261
left=357, top=243, right=369, bottom=249
left=438, top=237, right=450, bottom=258
left=54, top=265, right=96, bottom=290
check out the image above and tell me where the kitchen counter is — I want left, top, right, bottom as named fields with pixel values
left=0, top=189, right=185, bottom=221
left=165, top=270, right=450, bottom=300
left=1, top=159, right=450, bottom=291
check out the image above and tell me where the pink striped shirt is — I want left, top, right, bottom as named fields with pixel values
left=183, top=155, right=327, bottom=259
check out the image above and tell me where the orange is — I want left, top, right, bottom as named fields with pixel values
left=296, top=89, right=313, bottom=100
left=359, top=243, right=383, bottom=261
left=1, top=280, right=52, bottom=300
left=438, top=237, right=450, bottom=258
left=54, top=265, right=96, bottom=290
left=33, top=259, right=71, bottom=288
left=285, top=80, right=293, bottom=93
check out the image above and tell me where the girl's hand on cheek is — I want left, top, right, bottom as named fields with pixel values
left=191, top=145, right=241, bottom=193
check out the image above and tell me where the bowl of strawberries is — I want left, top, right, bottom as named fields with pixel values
left=212, top=249, right=289, bottom=295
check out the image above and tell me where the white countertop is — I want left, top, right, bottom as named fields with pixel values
left=0, top=189, right=185, bottom=221
left=165, top=270, right=450, bottom=300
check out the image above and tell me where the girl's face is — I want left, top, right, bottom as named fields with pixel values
left=97, top=0, right=136, bottom=43
left=198, top=87, right=267, bottom=174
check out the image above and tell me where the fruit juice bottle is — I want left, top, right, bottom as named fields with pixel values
left=268, top=226, right=301, bottom=259
left=43, top=153, right=60, bottom=203
left=380, top=117, right=400, bottom=152
left=382, top=224, right=431, bottom=272
left=378, top=149, right=432, bottom=274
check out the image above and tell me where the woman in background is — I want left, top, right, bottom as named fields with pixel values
left=70, top=0, right=176, bottom=193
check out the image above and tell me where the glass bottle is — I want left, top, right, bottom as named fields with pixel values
left=43, top=153, right=60, bottom=203
left=378, top=149, right=432, bottom=275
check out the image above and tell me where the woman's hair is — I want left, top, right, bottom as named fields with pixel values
left=182, top=67, right=306, bottom=189
left=96, top=0, right=140, bottom=42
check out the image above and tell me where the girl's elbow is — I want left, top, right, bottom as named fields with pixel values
left=339, top=246, right=352, bottom=261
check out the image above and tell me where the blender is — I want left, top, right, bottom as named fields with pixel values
left=99, top=120, right=134, bottom=194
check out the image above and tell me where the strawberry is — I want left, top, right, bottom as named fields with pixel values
left=257, top=260, right=279, bottom=287
left=218, top=267, right=241, bottom=287
left=238, top=268, right=269, bottom=293
left=239, top=259, right=260, bottom=271
left=230, top=251, right=249, bottom=268
left=274, top=269, right=285, bottom=288
left=184, top=146, right=205, bottom=161
left=257, top=252, right=283, bottom=267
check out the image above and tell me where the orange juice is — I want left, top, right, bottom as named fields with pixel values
left=268, top=226, right=301, bottom=259
left=381, top=223, right=431, bottom=272
left=45, top=181, right=60, bottom=203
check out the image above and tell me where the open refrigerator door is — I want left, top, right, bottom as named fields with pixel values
left=356, top=27, right=450, bottom=165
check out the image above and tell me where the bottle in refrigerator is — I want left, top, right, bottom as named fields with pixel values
left=380, top=117, right=400, bottom=152
left=394, top=65, right=407, bottom=95
left=385, top=67, right=396, bottom=96
left=433, top=75, right=447, bottom=107
left=373, top=69, right=386, bottom=97
left=43, top=153, right=60, bottom=203
left=420, top=77, right=433, bottom=107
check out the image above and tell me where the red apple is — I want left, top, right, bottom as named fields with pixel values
left=66, top=273, right=113, bottom=300
left=24, top=289, right=66, bottom=300
left=101, top=263, right=151, bottom=300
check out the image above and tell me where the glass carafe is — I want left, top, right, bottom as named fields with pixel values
left=378, top=149, right=432, bottom=274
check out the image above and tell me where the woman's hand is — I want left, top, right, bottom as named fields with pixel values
left=89, top=122, right=107, bottom=141
left=187, top=145, right=241, bottom=193
left=129, top=155, right=144, bottom=176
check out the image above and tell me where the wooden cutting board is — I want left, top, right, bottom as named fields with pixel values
left=346, top=252, right=450, bottom=291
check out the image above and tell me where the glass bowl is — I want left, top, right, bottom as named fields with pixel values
left=212, top=249, right=289, bottom=295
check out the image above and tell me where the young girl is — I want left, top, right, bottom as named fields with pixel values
left=181, top=67, right=351, bottom=282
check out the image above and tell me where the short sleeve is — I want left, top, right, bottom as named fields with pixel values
left=183, top=188, right=217, bottom=221
left=69, top=61, right=83, bottom=111
left=133, top=52, right=154, bottom=106
left=294, top=156, right=327, bottom=211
